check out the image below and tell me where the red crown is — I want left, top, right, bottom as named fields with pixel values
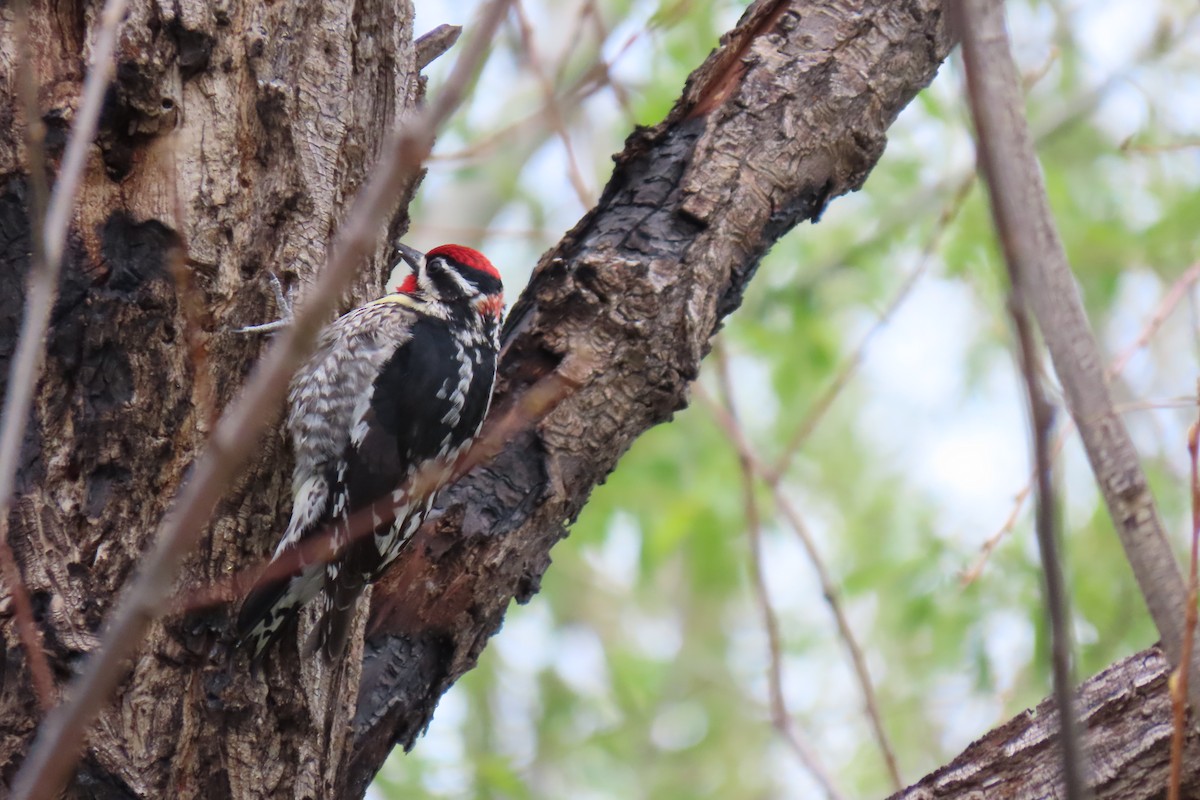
left=427, top=244, right=502, bottom=282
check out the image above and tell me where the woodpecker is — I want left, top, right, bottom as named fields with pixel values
left=236, top=243, right=504, bottom=661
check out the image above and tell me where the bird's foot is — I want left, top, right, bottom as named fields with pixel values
left=234, top=272, right=293, bottom=334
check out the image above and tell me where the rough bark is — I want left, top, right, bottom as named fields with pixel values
left=2, top=0, right=1187, bottom=798
left=889, top=646, right=1200, bottom=800
left=0, top=0, right=423, bottom=796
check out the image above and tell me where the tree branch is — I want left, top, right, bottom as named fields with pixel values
left=958, top=0, right=1198, bottom=708
left=1007, top=278, right=1086, bottom=797
left=888, top=646, right=1200, bottom=799
left=710, top=353, right=846, bottom=799
left=0, top=0, right=62, bottom=712
left=0, top=0, right=130, bottom=713
left=699, top=383, right=902, bottom=791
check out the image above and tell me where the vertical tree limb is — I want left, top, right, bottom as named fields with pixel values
left=1008, top=288, right=1087, bottom=798
left=0, top=0, right=60, bottom=712
left=9, top=3, right=513, bottom=797
left=957, top=0, right=1199, bottom=707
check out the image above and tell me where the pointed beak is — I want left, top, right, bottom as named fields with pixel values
left=395, top=243, right=425, bottom=273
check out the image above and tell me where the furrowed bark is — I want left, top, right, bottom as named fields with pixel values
left=9, top=0, right=1186, bottom=798
left=0, top=0, right=424, bottom=795
left=888, top=646, right=1200, bottom=800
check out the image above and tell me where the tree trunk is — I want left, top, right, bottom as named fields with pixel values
left=0, top=0, right=1189, bottom=798
left=1, top=0, right=425, bottom=795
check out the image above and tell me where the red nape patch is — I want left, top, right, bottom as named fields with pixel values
left=427, top=244, right=502, bottom=282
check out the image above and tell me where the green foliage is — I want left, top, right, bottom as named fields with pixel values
left=380, top=0, right=1200, bottom=796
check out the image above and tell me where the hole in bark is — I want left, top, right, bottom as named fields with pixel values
left=101, top=211, right=179, bottom=293
left=161, top=97, right=174, bottom=110
left=86, top=464, right=132, bottom=518
left=170, top=19, right=215, bottom=81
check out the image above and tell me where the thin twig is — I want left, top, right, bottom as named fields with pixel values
left=771, top=492, right=902, bottom=788
left=0, top=0, right=60, bottom=712
left=513, top=0, right=594, bottom=208
left=767, top=173, right=975, bottom=483
left=800, top=11, right=1198, bottom=294
left=171, top=359, right=587, bottom=615
left=711, top=352, right=846, bottom=800
left=964, top=260, right=1200, bottom=585
left=409, top=223, right=553, bottom=240
left=959, top=0, right=1200, bottom=712
left=10, top=3, right=513, bottom=797
left=699, top=385, right=902, bottom=791
left=579, top=0, right=635, bottom=120
left=0, top=0, right=130, bottom=711
left=1108, top=262, right=1200, bottom=378
left=430, top=27, right=641, bottom=165
left=1007, top=283, right=1087, bottom=799
left=1170, top=389, right=1200, bottom=800
left=1120, top=137, right=1200, bottom=155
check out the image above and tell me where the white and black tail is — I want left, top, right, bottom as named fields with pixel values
left=235, top=470, right=402, bottom=662
left=236, top=474, right=331, bottom=659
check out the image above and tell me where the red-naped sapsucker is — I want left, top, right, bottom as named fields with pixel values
left=236, top=243, right=504, bottom=661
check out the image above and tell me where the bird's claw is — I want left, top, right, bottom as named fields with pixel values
left=233, top=272, right=294, bottom=334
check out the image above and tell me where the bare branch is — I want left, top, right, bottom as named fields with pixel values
left=958, top=0, right=1198, bottom=704
left=711, top=352, right=845, bottom=800
left=415, top=24, right=463, bottom=71
left=964, top=260, right=1200, bottom=584
left=804, top=11, right=1197, bottom=291
left=1007, top=282, right=1087, bottom=798
left=2, top=0, right=57, bottom=712
left=0, top=0, right=131, bottom=713
left=1108, top=261, right=1200, bottom=377
left=9, top=2, right=514, bottom=797
left=768, top=173, right=975, bottom=483
left=700, top=384, right=902, bottom=791
left=513, top=0, right=595, bottom=208
left=429, top=25, right=641, bottom=165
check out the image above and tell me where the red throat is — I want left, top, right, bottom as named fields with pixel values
left=476, top=294, right=505, bottom=319
left=397, top=274, right=419, bottom=294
